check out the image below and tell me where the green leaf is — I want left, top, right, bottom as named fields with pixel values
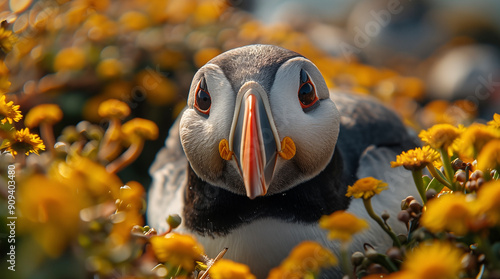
left=426, top=177, right=445, bottom=192
left=422, top=175, right=431, bottom=189
left=432, top=166, right=448, bottom=182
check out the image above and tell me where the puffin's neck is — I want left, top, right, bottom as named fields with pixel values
left=183, top=146, right=353, bottom=237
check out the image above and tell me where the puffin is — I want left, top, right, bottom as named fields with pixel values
left=148, top=44, right=420, bottom=278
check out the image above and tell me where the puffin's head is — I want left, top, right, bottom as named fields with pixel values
left=180, top=45, right=340, bottom=199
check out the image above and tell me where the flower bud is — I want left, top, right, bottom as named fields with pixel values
left=381, top=211, right=390, bottom=221
left=386, top=247, right=403, bottom=261
left=397, top=210, right=410, bottom=223
left=401, top=196, right=415, bottom=210
left=351, top=251, right=365, bottom=266
left=455, top=170, right=466, bottom=183
left=167, top=214, right=182, bottom=229
left=426, top=189, right=437, bottom=201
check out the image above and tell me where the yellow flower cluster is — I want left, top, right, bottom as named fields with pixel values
left=209, top=259, right=256, bottom=279
left=418, top=123, right=463, bottom=154
left=150, top=232, right=205, bottom=272
left=0, top=92, right=157, bottom=277
left=268, top=241, right=337, bottom=278
left=477, top=139, right=500, bottom=173
left=421, top=180, right=500, bottom=236
left=420, top=193, right=472, bottom=235
left=389, top=241, right=465, bottom=279
left=456, top=123, right=500, bottom=160
left=18, top=154, right=131, bottom=257
left=488, top=113, right=500, bottom=128
left=390, top=145, right=441, bottom=171
left=419, top=119, right=500, bottom=163
left=18, top=174, right=81, bottom=257
left=319, top=211, right=368, bottom=242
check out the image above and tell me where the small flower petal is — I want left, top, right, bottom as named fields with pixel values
left=319, top=211, right=368, bottom=242
left=346, top=177, right=388, bottom=199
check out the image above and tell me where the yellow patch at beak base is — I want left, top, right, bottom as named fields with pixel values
left=219, top=138, right=233, bottom=161
left=278, top=136, right=296, bottom=160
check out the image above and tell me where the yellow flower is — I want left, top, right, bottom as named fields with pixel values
left=0, top=95, right=22, bottom=124
left=96, top=59, right=124, bottom=79
left=49, top=156, right=122, bottom=202
left=457, top=123, right=500, bottom=159
left=0, top=77, right=10, bottom=95
left=0, top=61, right=11, bottom=94
left=266, top=267, right=296, bottom=279
left=105, top=118, right=158, bottom=173
left=163, top=0, right=196, bottom=24
left=109, top=209, right=143, bottom=245
left=2, top=128, right=45, bottom=156
left=269, top=241, right=337, bottom=278
left=18, top=175, right=82, bottom=257
left=488, top=113, right=500, bottom=128
left=74, top=0, right=110, bottom=12
left=53, top=47, right=86, bottom=72
left=391, top=146, right=441, bottom=171
left=0, top=27, right=17, bottom=53
left=477, top=139, right=500, bottom=172
left=319, top=211, right=368, bottom=242
left=346, top=177, right=388, bottom=199
left=122, top=118, right=159, bottom=141
left=476, top=180, right=500, bottom=225
left=193, top=1, right=227, bottom=26
left=150, top=233, right=204, bottom=272
left=419, top=124, right=462, bottom=152
left=194, top=47, right=222, bottom=68
left=400, top=241, right=464, bottom=279
left=83, top=13, right=118, bottom=41
left=98, top=99, right=131, bottom=119
left=119, top=11, right=150, bottom=31
left=24, top=104, right=63, bottom=128
left=97, top=99, right=130, bottom=162
left=420, top=193, right=473, bottom=236
left=209, top=259, right=256, bottom=279
left=116, top=181, right=145, bottom=212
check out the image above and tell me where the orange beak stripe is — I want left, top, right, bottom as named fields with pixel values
left=241, top=93, right=266, bottom=199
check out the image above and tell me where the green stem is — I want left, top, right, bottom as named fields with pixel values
left=412, top=169, right=427, bottom=204
left=426, top=165, right=452, bottom=189
left=382, top=256, right=399, bottom=272
left=362, top=198, right=401, bottom=247
left=340, top=243, right=354, bottom=279
left=439, top=148, right=456, bottom=191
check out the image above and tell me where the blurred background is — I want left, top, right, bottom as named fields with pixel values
left=1, top=0, right=500, bottom=278
left=1, top=0, right=500, bottom=191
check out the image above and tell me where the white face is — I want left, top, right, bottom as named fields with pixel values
left=179, top=55, right=340, bottom=197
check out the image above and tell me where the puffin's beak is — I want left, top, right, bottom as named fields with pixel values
left=230, top=83, right=279, bottom=199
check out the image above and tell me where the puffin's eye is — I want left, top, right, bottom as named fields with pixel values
left=194, top=78, right=211, bottom=115
left=298, top=69, right=319, bottom=110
